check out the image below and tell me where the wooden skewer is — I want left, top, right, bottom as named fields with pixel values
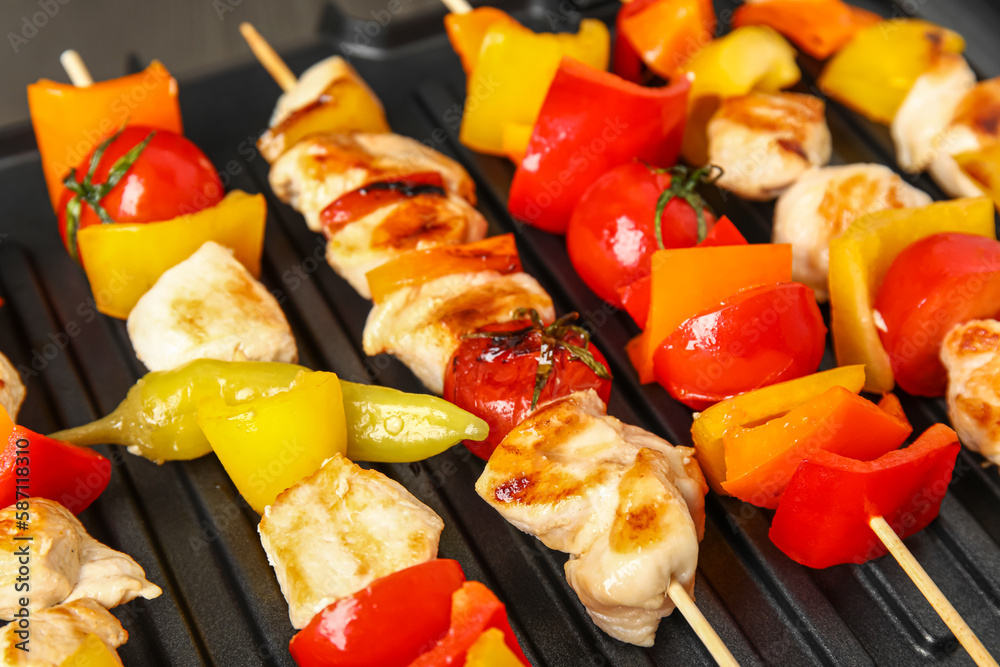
left=239, top=23, right=297, bottom=92
left=668, top=580, right=741, bottom=667
left=869, top=516, right=998, bottom=667
left=440, top=0, right=473, bottom=14
left=60, top=49, right=93, bottom=87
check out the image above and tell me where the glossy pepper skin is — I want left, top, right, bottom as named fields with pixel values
left=59, top=632, right=121, bottom=667
left=290, top=559, right=466, bottom=667
left=614, top=0, right=716, bottom=82
left=0, top=405, right=111, bottom=515
left=508, top=58, right=689, bottom=235
left=769, top=424, right=960, bottom=568
left=828, top=198, right=995, bottom=394
left=732, top=0, right=880, bottom=60
left=27, top=61, right=182, bottom=211
left=49, top=360, right=488, bottom=464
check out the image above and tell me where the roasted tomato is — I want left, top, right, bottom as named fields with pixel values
left=57, top=125, right=223, bottom=263
left=653, top=282, right=826, bottom=410
left=875, top=232, right=1000, bottom=396
left=566, top=162, right=719, bottom=308
left=444, top=310, right=612, bottom=459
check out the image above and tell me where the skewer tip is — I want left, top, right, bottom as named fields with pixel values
left=60, top=49, right=94, bottom=87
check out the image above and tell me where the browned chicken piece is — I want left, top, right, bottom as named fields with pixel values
left=941, top=319, right=1000, bottom=465
left=772, top=164, right=932, bottom=301
left=477, top=390, right=707, bottom=647
left=0, top=499, right=161, bottom=620
left=708, top=92, right=831, bottom=201
left=325, top=193, right=487, bottom=299
left=269, top=132, right=477, bottom=232
left=928, top=77, right=1000, bottom=198
left=363, top=270, right=555, bottom=394
left=259, top=454, right=444, bottom=629
left=891, top=54, right=976, bottom=174
left=0, top=598, right=127, bottom=666
left=0, top=351, right=25, bottom=420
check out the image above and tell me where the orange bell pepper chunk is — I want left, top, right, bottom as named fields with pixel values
left=27, top=61, right=182, bottom=211
left=630, top=243, right=792, bottom=383
left=60, top=633, right=120, bottom=667
left=722, top=386, right=912, bottom=508
left=445, top=7, right=519, bottom=77
left=366, top=234, right=522, bottom=303
left=618, top=0, right=716, bottom=80
left=877, top=392, right=910, bottom=430
left=733, top=0, right=881, bottom=60
left=0, top=405, right=12, bottom=445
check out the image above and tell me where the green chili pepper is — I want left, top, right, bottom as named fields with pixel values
left=50, top=359, right=488, bottom=464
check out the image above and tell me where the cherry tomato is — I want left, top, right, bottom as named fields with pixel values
left=57, top=126, right=223, bottom=261
left=289, top=559, right=465, bottom=667
left=566, top=162, right=717, bottom=308
left=653, top=282, right=826, bottom=410
left=444, top=314, right=613, bottom=460
left=875, top=232, right=1000, bottom=396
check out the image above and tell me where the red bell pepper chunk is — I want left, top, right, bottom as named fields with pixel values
left=408, top=581, right=528, bottom=667
left=290, top=559, right=466, bottom=667
left=508, top=58, right=689, bottom=235
left=769, top=424, right=960, bottom=568
left=0, top=410, right=111, bottom=514
left=618, top=216, right=746, bottom=328
left=877, top=393, right=911, bottom=430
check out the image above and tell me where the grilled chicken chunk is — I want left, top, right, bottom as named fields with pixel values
left=259, top=454, right=444, bottom=629
left=891, top=54, right=976, bottom=174
left=928, top=78, right=1000, bottom=198
left=772, top=164, right=931, bottom=300
left=0, top=499, right=161, bottom=620
left=127, top=241, right=297, bottom=372
left=363, top=270, right=555, bottom=394
left=325, top=192, right=488, bottom=299
left=0, top=599, right=127, bottom=666
left=0, top=351, right=25, bottom=420
left=941, top=319, right=1000, bottom=465
left=477, top=390, right=707, bottom=646
left=708, top=92, right=831, bottom=201
left=269, top=133, right=477, bottom=232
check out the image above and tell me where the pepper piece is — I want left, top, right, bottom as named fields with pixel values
left=691, top=365, right=866, bottom=495
left=290, top=559, right=466, bottom=667
left=0, top=405, right=111, bottom=515
left=77, top=190, right=267, bottom=319
left=678, top=26, right=800, bottom=164
left=615, top=0, right=716, bottom=82
left=48, top=360, right=488, bottom=464
left=444, top=7, right=520, bottom=77
left=722, top=386, right=912, bottom=508
left=408, top=581, right=528, bottom=667
left=458, top=19, right=610, bottom=157
left=465, top=628, right=530, bottom=667
left=629, top=243, right=792, bottom=383
left=366, top=234, right=522, bottom=304
left=508, top=58, right=689, bottom=234
left=197, top=371, right=347, bottom=514
left=732, top=0, right=881, bottom=60
left=769, top=424, right=960, bottom=568
left=617, top=215, right=747, bottom=328
left=27, top=61, right=182, bottom=211
left=819, top=19, right=965, bottom=124
left=828, top=197, right=995, bottom=394
left=60, top=633, right=121, bottom=667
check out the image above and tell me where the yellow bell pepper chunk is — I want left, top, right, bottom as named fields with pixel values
left=464, top=628, right=527, bottom=667
left=196, top=370, right=347, bottom=514
left=819, top=19, right=965, bottom=124
left=955, top=143, right=1000, bottom=206
left=678, top=26, right=800, bottom=163
left=60, top=634, right=121, bottom=667
left=459, top=19, right=610, bottom=156
left=692, top=365, right=866, bottom=495
left=829, top=198, right=995, bottom=394
left=77, top=190, right=266, bottom=320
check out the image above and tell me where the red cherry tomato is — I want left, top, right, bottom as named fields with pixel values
left=875, top=232, right=1000, bottom=396
left=289, top=559, right=465, bottom=667
left=444, top=317, right=613, bottom=460
left=653, top=282, right=827, bottom=410
left=566, top=162, right=717, bottom=308
left=57, top=125, right=223, bottom=261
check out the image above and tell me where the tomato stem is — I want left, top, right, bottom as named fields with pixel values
left=651, top=164, right=723, bottom=250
